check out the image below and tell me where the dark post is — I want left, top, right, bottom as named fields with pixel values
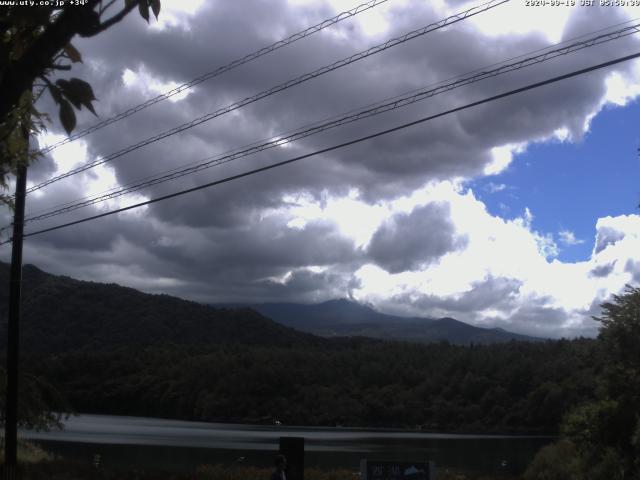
left=279, top=437, right=304, bottom=480
left=4, top=132, right=28, bottom=479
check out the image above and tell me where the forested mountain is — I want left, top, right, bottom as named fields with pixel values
left=0, top=263, right=322, bottom=354
left=27, top=339, right=599, bottom=433
left=215, top=299, right=542, bottom=344
left=0, top=262, right=601, bottom=434
left=0, top=262, right=538, bottom=353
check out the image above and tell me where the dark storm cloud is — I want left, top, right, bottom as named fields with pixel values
left=251, top=266, right=361, bottom=304
left=23, top=208, right=159, bottom=253
left=383, top=276, right=598, bottom=338
left=590, top=261, right=616, bottom=278
left=382, top=275, right=523, bottom=319
left=10, top=0, right=638, bottom=329
left=147, top=216, right=360, bottom=272
left=507, top=303, right=598, bottom=338
left=625, top=259, right=640, bottom=284
left=361, top=273, right=599, bottom=338
left=15, top=208, right=364, bottom=304
left=45, top=0, right=638, bottom=224
left=27, top=138, right=57, bottom=183
left=593, top=224, right=626, bottom=254
left=367, top=202, right=466, bottom=273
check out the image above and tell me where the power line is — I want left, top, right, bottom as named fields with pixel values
left=17, top=20, right=640, bottom=226
left=23, top=16, right=640, bottom=221
left=25, top=0, right=509, bottom=194
left=6, top=50, right=639, bottom=245
left=37, top=0, right=392, bottom=155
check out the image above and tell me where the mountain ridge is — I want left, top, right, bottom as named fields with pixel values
left=0, top=262, right=542, bottom=350
left=0, top=262, right=323, bottom=353
left=214, top=299, right=544, bottom=344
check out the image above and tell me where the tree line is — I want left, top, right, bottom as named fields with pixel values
left=21, top=337, right=599, bottom=435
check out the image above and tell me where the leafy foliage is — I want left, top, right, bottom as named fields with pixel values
left=23, top=339, right=599, bottom=434
left=523, top=440, right=582, bottom=480
left=0, top=1, right=160, bottom=206
left=0, top=367, right=69, bottom=431
left=525, top=286, right=640, bottom=480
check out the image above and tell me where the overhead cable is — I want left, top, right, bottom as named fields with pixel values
left=19, top=21, right=640, bottom=225
left=5, top=50, right=639, bottom=245
left=27, top=16, right=640, bottom=221
left=26, top=0, right=509, bottom=194
left=38, top=0, right=392, bottom=155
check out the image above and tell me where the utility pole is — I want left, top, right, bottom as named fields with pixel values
left=4, top=125, right=28, bottom=480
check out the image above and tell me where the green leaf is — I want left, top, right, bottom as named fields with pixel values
left=150, top=0, right=161, bottom=19
left=48, top=84, right=63, bottom=105
left=55, top=79, right=80, bottom=109
left=59, top=99, right=76, bottom=135
left=139, top=1, right=150, bottom=22
left=68, top=78, right=97, bottom=102
left=56, top=78, right=98, bottom=116
left=63, top=43, right=82, bottom=63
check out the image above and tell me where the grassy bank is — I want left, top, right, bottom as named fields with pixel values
left=0, top=442, right=523, bottom=480
left=5, top=460, right=523, bottom=480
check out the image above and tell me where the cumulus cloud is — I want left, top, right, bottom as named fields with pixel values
left=366, top=202, right=466, bottom=273
left=559, top=229, right=585, bottom=246
left=590, top=261, right=616, bottom=278
left=1, top=0, right=639, bottom=339
left=484, top=182, right=507, bottom=193
left=351, top=183, right=640, bottom=337
left=593, top=216, right=632, bottom=254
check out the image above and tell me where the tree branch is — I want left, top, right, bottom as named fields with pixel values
left=0, top=0, right=141, bottom=122
left=99, top=0, right=118, bottom=15
left=86, top=0, right=141, bottom=37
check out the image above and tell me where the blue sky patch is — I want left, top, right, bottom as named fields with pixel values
left=472, top=101, right=640, bottom=262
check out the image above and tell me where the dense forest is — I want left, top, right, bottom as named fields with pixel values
left=22, top=339, right=599, bottom=434
left=0, top=263, right=601, bottom=435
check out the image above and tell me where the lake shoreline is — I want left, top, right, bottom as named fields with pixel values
left=20, top=413, right=551, bottom=476
left=43, top=411, right=557, bottom=438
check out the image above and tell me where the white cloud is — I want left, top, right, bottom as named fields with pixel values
left=287, top=0, right=413, bottom=37
left=464, top=1, right=574, bottom=43
left=484, top=143, right=526, bottom=176
left=148, top=0, right=206, bottom=31
left=283, top=190, right=389, bottom=248
left=347, top=182, right=639, bottom=337
left=559, top=229, right=585, bottom=246
left=11, top=0, right=640, bottom=341
left=604, top=65, right=640, bottom=107
left=122, top=67, right=192, bottom=103
left=36, top=132, right=88, bottom=174
left=484, top=182, right=507, bottom=193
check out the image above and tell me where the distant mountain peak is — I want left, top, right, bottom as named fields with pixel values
left=319, top=298, right=374, bottom=311
left=215, top=299, right=544, bottom=345
left=319, top=298, right=354, bottom=306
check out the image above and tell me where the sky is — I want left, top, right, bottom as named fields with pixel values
left=2, top=0, right=640, bottom=338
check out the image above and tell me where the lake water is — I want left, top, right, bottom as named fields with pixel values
left=22, top=414, right=552, bottom=475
